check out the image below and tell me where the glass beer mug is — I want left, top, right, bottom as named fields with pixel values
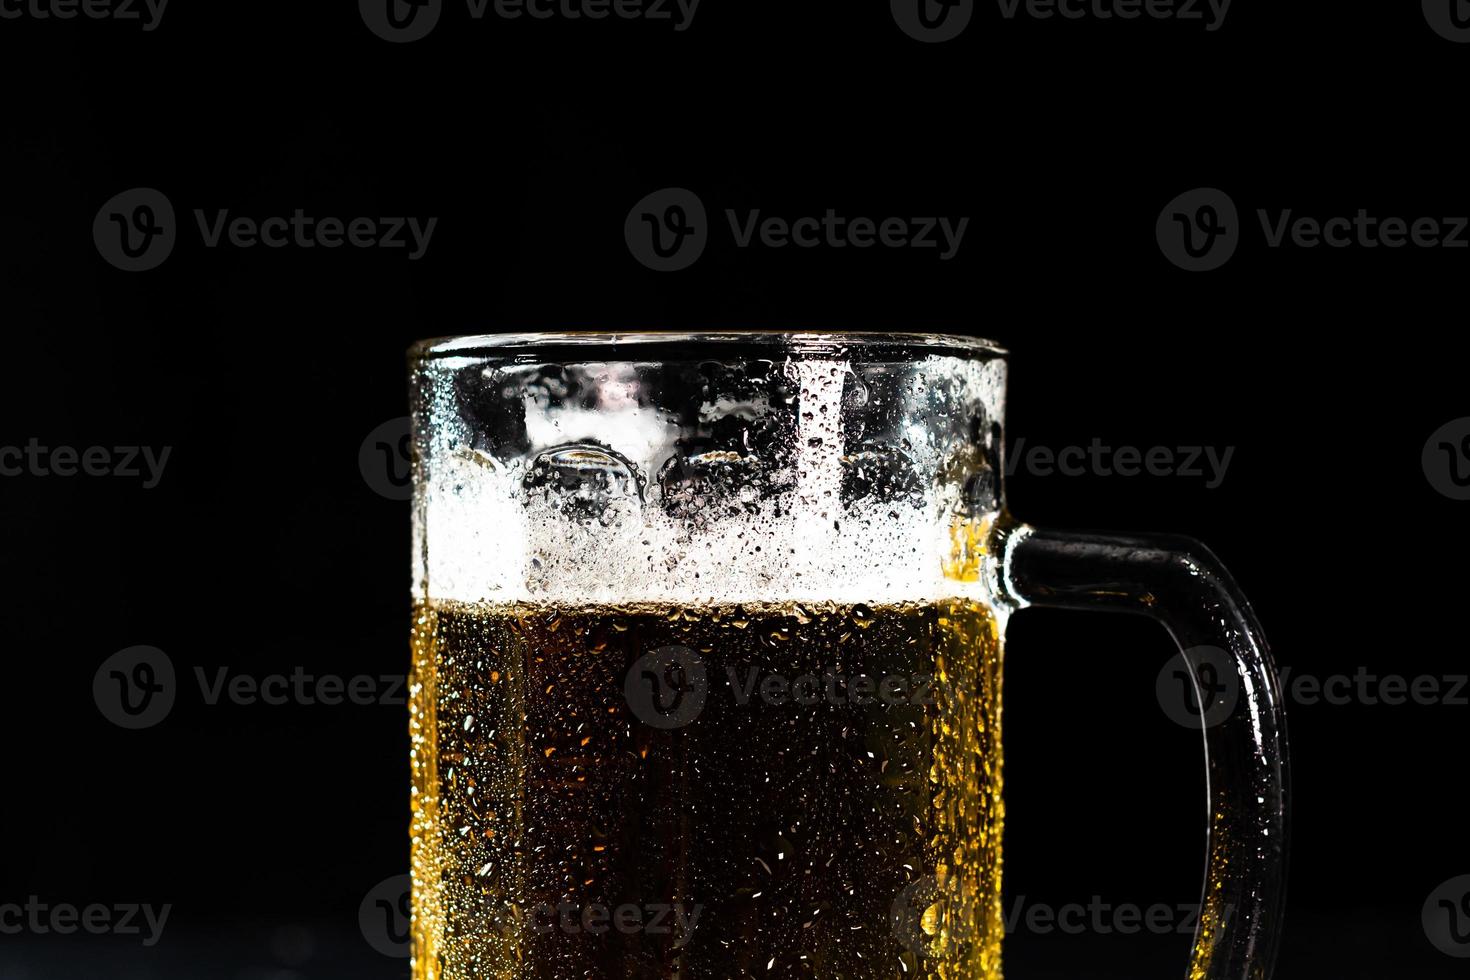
left=406, top=332, right=1288, bottom=980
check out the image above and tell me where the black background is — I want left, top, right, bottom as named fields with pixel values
left=1, top=1, right=1465, bottom=977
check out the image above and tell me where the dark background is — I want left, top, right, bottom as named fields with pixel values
left=1, top=1, right=1465, bottom=977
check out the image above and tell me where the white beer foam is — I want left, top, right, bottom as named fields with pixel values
left=413, top=356, right=1004, bottom=606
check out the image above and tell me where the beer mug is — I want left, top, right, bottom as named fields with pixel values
left=406, top=332, right=1288, bottom=980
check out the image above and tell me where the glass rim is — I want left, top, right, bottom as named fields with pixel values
left=409, top=330, right=1006, bottom=361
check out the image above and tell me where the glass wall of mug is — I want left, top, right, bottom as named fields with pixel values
left=409, top=332, right=1013, bottom=980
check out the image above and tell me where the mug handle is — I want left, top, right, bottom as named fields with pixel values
left=997, top=525, right=1290, bottom=980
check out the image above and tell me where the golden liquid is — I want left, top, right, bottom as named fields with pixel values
left=410, top=598, right=1003, bottom=979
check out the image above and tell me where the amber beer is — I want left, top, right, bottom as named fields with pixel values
left=409, top=597, right=1004, bottom=979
